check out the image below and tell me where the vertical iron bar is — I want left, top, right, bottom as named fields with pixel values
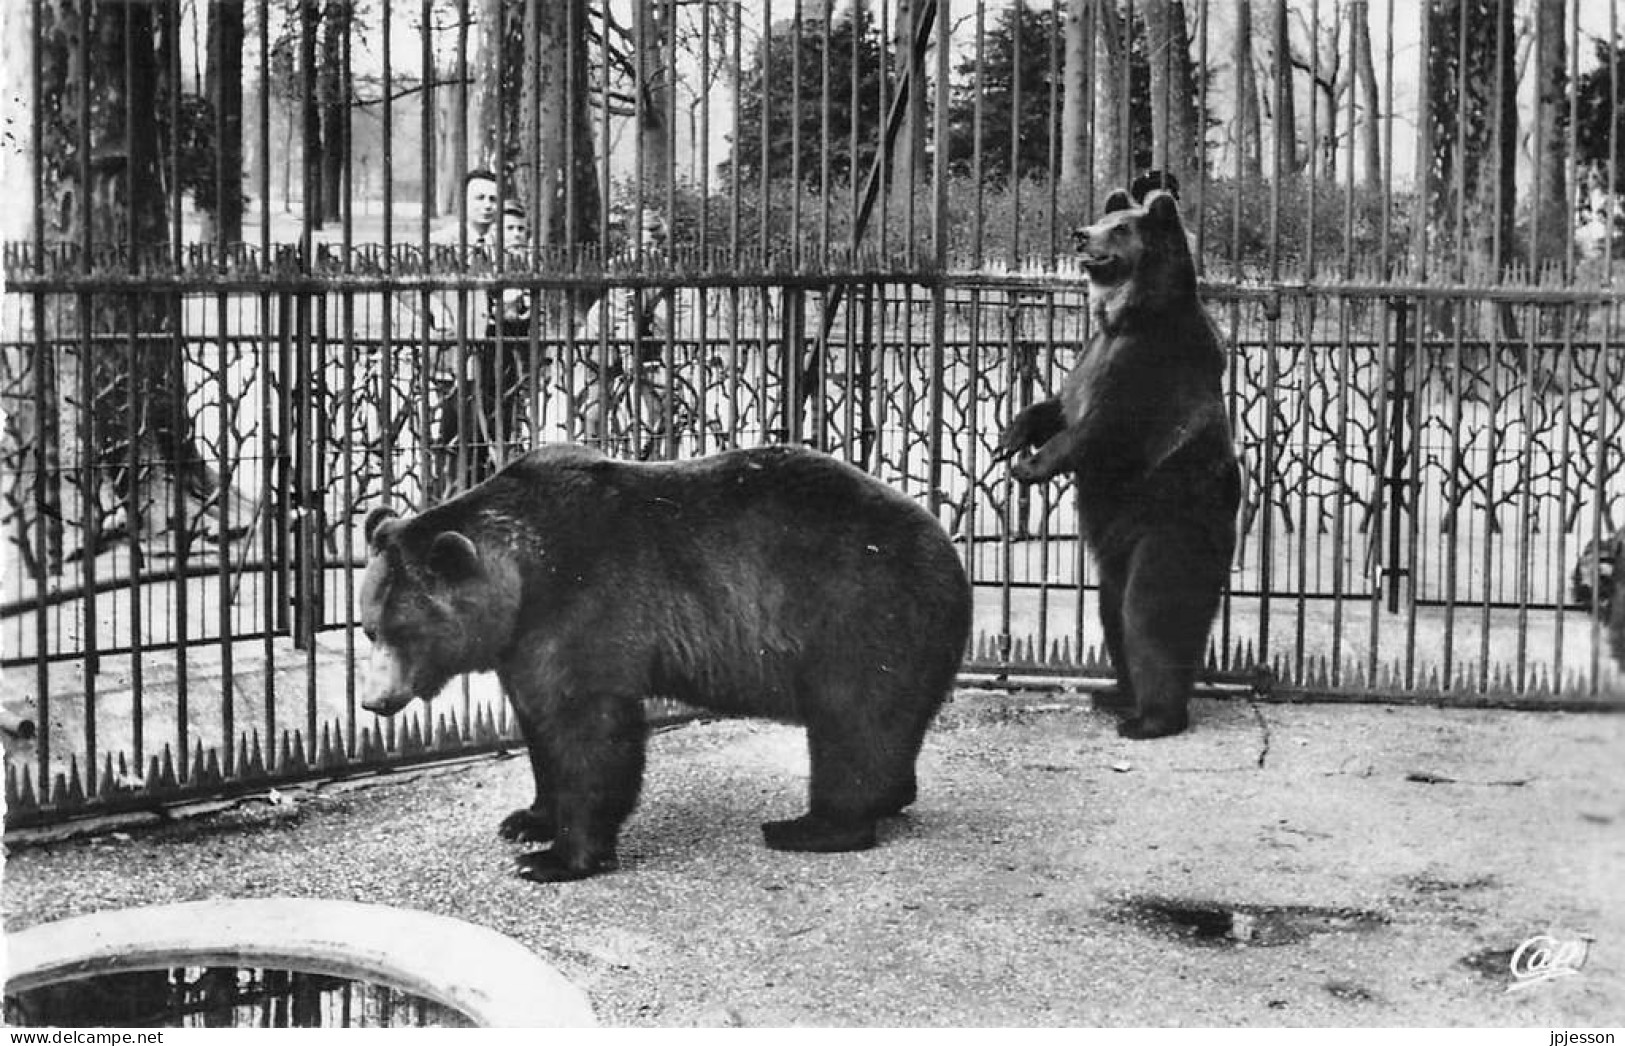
left=926, top=0, right=950, bottom=523
left=1304, top=0, right=1319, bottom=282
left=1329, top=299, right=1351, bottom=686
left=1402, top=293, right=1424, bottom=690
left=1007, top=0, right=1021, bottom=266
left=168, top=0, right=189, bottom=784
left=211, top=0, right=234, bottom=774
left=1551, top=0, right=1581, bottom=690
left=1412, top=1, right=1430, bottom=284
left=79, top=0, right=104, bottom=797
left=819, top=0, right=832, bottom=265
left=380, top=0, right=395, bottom=513
left=665, top=0, right=680, bottom=459
left=760, top=0, right=772, bottom=264
left=1293, top=325, right=1311, bottom=678
left=1591, top=5, right=1619, bottom=691
left=730, top=0, right=742, bottom=264
left=1368, top=0, right=1400, bottom=678
left=1119, top=0, right=1132, bottom=186
left=28, top=0, right=50, bottom=806
left=876, top=0, right=888, bottom=260
left=341, top=4, right=357, bottom=748
left=417, top=0, right=434, bottom=498
left=1193, top=0, right=1209, bottom=263
left=1046, top=2, right=1060, bottom=265
left=791, top=0, right=803, bottom=270
left=971, top=0, right=984, bottom=267
left=258, top=0, right=276, bottom=762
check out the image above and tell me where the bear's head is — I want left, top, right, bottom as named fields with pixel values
left=358, top=506, right=521, bottom=716
left=1070, top=188, right=1197, bottom=329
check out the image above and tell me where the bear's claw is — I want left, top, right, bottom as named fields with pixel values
left=514, top=848, right=615, bottom=883
left=498, top=806, right=557, bottom=843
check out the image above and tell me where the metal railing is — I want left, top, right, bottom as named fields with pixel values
left=3, top=0, right=1622, bottom=829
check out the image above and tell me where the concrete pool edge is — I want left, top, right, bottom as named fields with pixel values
left=4, top=897, right=597, bottom=1028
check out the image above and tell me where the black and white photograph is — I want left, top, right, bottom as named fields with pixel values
left=0, top=0, right=1621, bottom=1031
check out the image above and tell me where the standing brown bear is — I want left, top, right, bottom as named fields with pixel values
left=359, top=444, right=972, bottom=882
left=996, top=188, right=1241, bottom=739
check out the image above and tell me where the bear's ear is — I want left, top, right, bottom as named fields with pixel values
left=364, top=506, right=400, bottom=550
left=1102, top=189, right=1133, bottom=214
left=427, top=530, right=481, bottom=581
left=1143, top=190, right=1184, bottom=227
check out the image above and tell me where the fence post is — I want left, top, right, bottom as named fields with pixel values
left=1383, top=297, right=1414, bottom=614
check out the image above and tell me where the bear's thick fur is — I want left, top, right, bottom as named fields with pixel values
left=1573, top=525, right=1625, bottom=671
left=996, top=188, right=1241, bottom=739
left=1613, top=561, right=1625, bottom=673
left=359, top=443, right=972, bottom=881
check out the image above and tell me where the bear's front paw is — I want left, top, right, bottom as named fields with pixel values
left=762, top=814, right=877, bottom=853
left=498, top=806, right=556, bottom=843
left=515, top=848, right=616, bottom=883
left=1009, top=455, right=1048, bottom=485
left=993, top=425, right=1031, bottom=462
left=1116, top=712, right=1189, bottom=740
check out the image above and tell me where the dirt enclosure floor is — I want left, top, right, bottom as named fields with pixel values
left=4, top=690, right=1622, bottom=1027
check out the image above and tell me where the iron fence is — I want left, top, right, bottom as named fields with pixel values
left=2, top=0, right=1623, bottom=829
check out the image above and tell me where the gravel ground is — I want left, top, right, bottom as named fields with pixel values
left=5, top=691, right=1623, bottom=1028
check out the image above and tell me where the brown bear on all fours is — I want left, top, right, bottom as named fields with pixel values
left=359, top=443, right=973, bottom=882
left=996, top=188, right=1241, bottom=739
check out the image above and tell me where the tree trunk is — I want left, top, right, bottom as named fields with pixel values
left=1145, top=0, right=1199, bottom=181
left=890, top=0, right=929, bottom=196
left=636, top=0, right=674, bottom=201
left=319, top=0, right=349, bottom=224
left=1427, top=0, right=1518, bottom=274
left=1058, top=0, right=1091, bottom=192
left=0, top=0, right=61, bottom=574
left=473, top=0, right=504, bottom=173
left=1095, top=0, right=1128, bottom=188
left=203, top=0, right=244, bottom=243
left=1484, top=0, right=1517, bottom=268
left=472, top=0, right=531, bottom=179
left=1311, top=10, right=1343, bottom=182
left=300, top=0, right=322, bottom=226
left=1270, top=0, right=1301, bottom=175
left=36, top=0, right=217, bottom=551
left=1426, top=0, right=1518, bottom=337
left=531, top=0, right=599, bottom=249
left=1532, top=0, right=1568, bottom=269
left=436, top=63, right=464, bottom=219
left=1234, top=0, right=1262, bottom=182
left=1351, top=0, right=1380, bottom=187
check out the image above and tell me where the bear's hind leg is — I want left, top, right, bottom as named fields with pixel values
left=516, top=693, right=647, bottom=882
left=763, top=696, right=931, bottom=852
left=763, top=722, right=878, bottom=852
left=1116, top=534, right=1224, bottom=740
left=1093, top=569, right=1136, bottom=713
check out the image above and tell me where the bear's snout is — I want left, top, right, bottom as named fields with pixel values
left=360, top=692, right=414, bottom=716
left=361, top=641, right=418, bottom=716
